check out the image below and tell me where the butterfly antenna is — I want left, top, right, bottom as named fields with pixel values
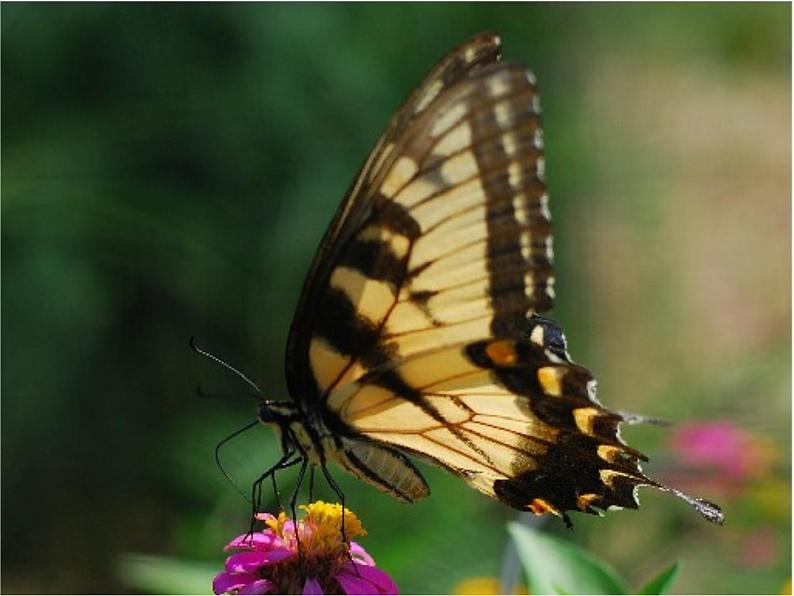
left=215, top=420, right=261, bottom=502
left=190, top=336, right=263, bottom=396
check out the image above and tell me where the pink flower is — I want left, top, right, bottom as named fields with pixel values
left=213, top=501, right=398, bottom=595
left=739, top=527, right=779, bottom=568
left=670, top=421, right=776, bottom=481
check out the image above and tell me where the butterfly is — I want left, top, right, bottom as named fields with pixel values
left=246, top=32, right=724, bottom=527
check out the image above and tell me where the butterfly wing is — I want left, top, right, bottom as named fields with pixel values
left=286, top=34, right=552, bottom=415
left=325, top=325, right=640, bottom=518
left=326, top=324, right=724, bottom=524
left=285, top=33, right=504, bottom=407
left=280, top=34, right=723, bottom=524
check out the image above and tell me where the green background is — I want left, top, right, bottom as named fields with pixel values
left=2, top=3, right=790, bottom=594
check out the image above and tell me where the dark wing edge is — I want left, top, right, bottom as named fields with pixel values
left=464, top=337, right=724, bottom=525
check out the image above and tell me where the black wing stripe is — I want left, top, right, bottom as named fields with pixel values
left=313, top=288, right=396, bottom=372
left=470, top=89, right=549, bottom=335
left=338, top=239, right=407, bottom=288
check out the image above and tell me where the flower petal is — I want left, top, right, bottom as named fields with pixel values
left=226, top=546, right=295, bottom=573
left=335, top=572, right=375, bottom=595
left=349, top=542, right=375, bottom=566
left=213, top=571, right=259, bottom=594
left=265, top=548, right=295, bottom=565
left=226, top=551, right=271, bottom=573
left=239, top=579, right=274, bottom=595
left=303, top=578, right=325, bottom=595
left=337, top=563, right=400, bottom=594
left=337, top=564, right=399, bottom=595
left=225, top=532, right=277, bottom=552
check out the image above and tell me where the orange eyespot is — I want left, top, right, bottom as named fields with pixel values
left=485, top=340, right=518, bottom=366
left=528, top=498, right=559, bottom=516
left=576, top=493, right=600, bottom=511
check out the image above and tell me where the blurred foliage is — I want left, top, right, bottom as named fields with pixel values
left=2, top=3, right=790, bottom=594
left=508, top=523, right=681, bottom=594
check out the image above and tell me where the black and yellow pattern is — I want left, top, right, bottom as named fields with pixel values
left=261, top=33, right=724, bottom=525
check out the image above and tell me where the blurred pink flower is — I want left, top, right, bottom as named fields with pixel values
left=670, top=421, right=776, bottom=481
left=213, top=501, right=398, bottom=595
left=739, top=527, right=779, bottom=568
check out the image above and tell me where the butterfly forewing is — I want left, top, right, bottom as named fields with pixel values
left=285, top=34, right=505, bottom=404
left=297, top=64, right=552, bottom=409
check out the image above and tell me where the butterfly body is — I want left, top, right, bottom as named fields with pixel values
left=251, top=33, right=723, bottom=525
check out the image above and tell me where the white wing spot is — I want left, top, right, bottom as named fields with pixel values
left=534, top=128, right=544, bottom=150
left=545, top=236, right=554, bottom=260
left=508, top=162, right=524, bottom=188
left=536, top=156, right=546, bottom=180
left=494, top=102, right=512, bottom=127
left=487, top=76, right=510, bottom=98
left=513, top=193, right=528, bottom=225
left=502, top=132, right=519, bottom=157
left=520, top=232, right=533, bottom=260
left=539, top=193, right=551, bottom=220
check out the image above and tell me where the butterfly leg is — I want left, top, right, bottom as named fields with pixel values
left=308, top=466, right=315, bottom=502
left=269, top=456, right=302, bottom=512
left=288, top=458, right=309, bottom=570
left=320, top=462, right=359, bottom=574
left=249, top=451, right=297, bottom=537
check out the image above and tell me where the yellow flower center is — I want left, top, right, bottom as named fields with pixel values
left=263, top=501, right=366, bottom=557
left=264, top=511, right=291, bottom=536
left=301, top=501, right=366, bottom=551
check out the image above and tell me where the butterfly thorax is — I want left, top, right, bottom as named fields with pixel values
left=258, top=400, right=333, bottom=465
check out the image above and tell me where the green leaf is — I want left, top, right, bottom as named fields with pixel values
left=118, top=553, right=217, bottom=595
left=638, top=561, right=681, bottom=595
left=508, top=522, right=629, bottom=595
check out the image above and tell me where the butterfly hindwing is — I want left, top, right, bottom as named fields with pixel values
left=325, top=336, right=652, bottom=519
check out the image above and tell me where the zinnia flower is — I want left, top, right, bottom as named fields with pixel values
left=213, top=501, right=398, bottom=595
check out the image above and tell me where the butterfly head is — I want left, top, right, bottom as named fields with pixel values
left=257, top=400, right=300, bottom=427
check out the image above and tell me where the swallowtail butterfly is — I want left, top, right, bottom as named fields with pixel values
left=246, top=32, right=723, bottom=526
